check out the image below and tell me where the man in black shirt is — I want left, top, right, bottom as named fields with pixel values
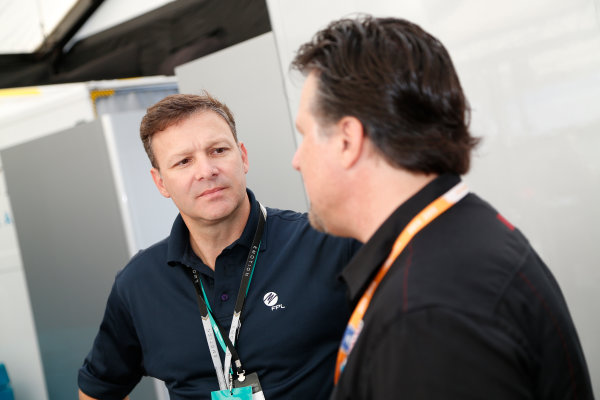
left=290, top=15, right=594, bottom=399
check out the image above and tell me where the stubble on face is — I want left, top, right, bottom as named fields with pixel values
left=308, top=204, right=328, bottom=233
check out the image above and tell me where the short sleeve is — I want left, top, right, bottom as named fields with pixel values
left=78, top=277, right=144, bottom=399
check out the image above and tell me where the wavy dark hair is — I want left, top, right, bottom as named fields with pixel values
left=140, top=92, right=237, bottom=169
left=292, top=15, right=479, bottom=175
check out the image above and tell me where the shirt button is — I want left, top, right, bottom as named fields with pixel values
left=220, top=293, right=229, bottom=302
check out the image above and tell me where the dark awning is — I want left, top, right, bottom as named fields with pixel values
left=0, top=0, right=270, bottom=88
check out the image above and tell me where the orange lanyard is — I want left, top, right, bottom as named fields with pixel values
left=334, top=181, right=469, bottom=384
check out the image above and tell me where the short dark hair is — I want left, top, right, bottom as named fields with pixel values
left=292, top=15, right=479, bottom=175
left=140, top=92, right=237, bottom=169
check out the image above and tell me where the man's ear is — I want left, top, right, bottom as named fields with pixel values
left=238, top=142, right=249, bottom=174
left=337, top=116, right=366, bottom=169
left=150, top=168, right=171, bottom=198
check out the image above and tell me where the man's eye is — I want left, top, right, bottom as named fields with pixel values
left=213, top=148, right=227, bottom=155
left=177, top=158, right=191, bottom=166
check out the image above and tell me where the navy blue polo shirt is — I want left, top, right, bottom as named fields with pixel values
left=78, top=190, right=359, bottom=400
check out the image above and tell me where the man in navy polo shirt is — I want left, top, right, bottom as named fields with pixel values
left=78, top=93, right=358, bottom=400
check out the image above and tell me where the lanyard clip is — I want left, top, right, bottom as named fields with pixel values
left=236, top=369, right=246, bottom=382
left=233, top=358, right=245, bottom=382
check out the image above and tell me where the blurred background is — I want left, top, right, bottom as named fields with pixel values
left=0, top=0, right=598, bottom=399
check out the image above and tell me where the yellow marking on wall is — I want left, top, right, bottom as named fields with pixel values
left=0, top=87, right=42, bottom=97
left=89, top=89, right=116, bottom=116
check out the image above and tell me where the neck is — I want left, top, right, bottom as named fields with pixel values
left=345, top=165, right=437, bottom=243
left=183, top=195, right=251, bottom=270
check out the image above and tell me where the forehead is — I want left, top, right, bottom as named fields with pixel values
left=152, top=111, right=236, bottom=156
left=168, top=110, right=235, bottom=140
left=299, top=72, right=319, bottom=113
left=296, top=72, right=320, bottom=127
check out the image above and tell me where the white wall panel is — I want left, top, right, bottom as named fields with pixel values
left=0, top=83, right=95, bottom=149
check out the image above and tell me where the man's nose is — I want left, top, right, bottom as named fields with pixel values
left=291, top=148, right=301, bottom=171
left=194, top=160, right=218, bottom=180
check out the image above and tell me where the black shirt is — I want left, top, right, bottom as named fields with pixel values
left=333, top=174, right=593, bottom=399
left=79, top=190, right=360, bottom=400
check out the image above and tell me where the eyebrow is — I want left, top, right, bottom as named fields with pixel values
left=168, top=149, right=192, bottom=160
left=167, top=139, right=234, bottom=160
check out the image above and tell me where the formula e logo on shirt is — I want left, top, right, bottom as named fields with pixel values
left=263, top=292, right=286, bottom=311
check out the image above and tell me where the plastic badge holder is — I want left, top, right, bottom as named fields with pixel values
left=211, top=386, right=252, bottom=400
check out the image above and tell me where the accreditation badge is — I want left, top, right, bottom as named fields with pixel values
left=233, top=372, right=265, bottom=400
left=211, top=386, right=252, bottom=400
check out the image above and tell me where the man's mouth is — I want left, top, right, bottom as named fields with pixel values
left=199, top=187, right=224, bottom=197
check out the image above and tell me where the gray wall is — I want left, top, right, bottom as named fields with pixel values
left=1, top=121, right=130, bottom=400
left=1, top=119, right=160, bottom=400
